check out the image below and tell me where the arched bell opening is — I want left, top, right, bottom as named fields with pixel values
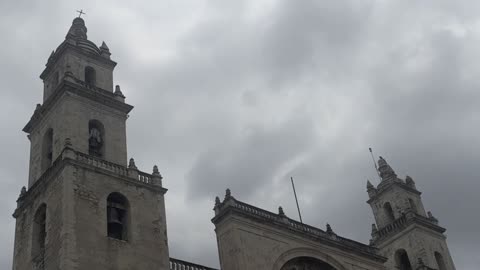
left=395, top=249, right=413, bottom=270
left=280, top=256, right=337, bottom=270
left=106, top=192, right=129, bottom=241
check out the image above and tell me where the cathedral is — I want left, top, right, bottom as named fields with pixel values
left=11, top=17, right=456, bottom=270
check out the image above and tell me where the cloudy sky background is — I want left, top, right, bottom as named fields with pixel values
left=1, top=0, right=479, bottom=269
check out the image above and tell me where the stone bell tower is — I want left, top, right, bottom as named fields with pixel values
left=366, top=157, right=455, bottom=270
left=12, top=17, right=170, bottom=270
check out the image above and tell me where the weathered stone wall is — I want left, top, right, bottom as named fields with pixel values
left=43, top=48, right=115, bottom=101
left=12, top=170, right=66, bottom=270
left=215, top=215, right=386, bottom=270
left=70, top=163, right=169, bottom=270
left=369, top=185, right=426, bottom=229
left=377, top=225, right=456, bottom=270
left=28, top=92, right=128, bottom=187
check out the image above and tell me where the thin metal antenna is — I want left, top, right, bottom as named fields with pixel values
left=369, top=147, right=381, bottom=180
left=290, top=177, right=303, bottom=223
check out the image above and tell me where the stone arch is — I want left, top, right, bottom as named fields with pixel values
left=41, top=128, right=54, bottom=172
left=408, top=198, right=417, bottom=213
left=85, top=66, right=96, bottom=87
left=395, top=249, right=413, bottom=270
left=384, top=202, right=395, bottom=223
left=32, top=203, right=47, bottom=260
left=88, top=119, right=105, bottom=157
left=272, top=247, right=347, bottom=270
left=106, top=192, right=130, bottom=241
left=434, top=252, right=447, bottom=270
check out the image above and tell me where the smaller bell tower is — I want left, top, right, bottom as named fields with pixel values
left=367, top=157, right=455, bottom=270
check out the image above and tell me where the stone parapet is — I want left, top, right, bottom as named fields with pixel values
left=169, top=258, right=218, bottom=270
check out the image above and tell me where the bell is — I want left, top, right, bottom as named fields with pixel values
left=107, top=207, right=122, bottom=225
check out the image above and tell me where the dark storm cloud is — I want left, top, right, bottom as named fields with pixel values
left=1, top=1, right=479, bottom=269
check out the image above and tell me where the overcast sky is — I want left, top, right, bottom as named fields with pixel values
left=1, top=0, right=479, bottom=269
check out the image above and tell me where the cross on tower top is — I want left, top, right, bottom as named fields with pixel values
left=76, top=9, right=86, bottom=18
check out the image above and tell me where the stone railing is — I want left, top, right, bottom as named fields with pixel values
left=169, top=258, right=218, bottom=270
left=373, top=212, right=444, bottom=244
left=375, top=214, right=408, bottom=240
left=71, top=149, right=160, bottom=187
left=76, top=151, right=128, bottom=176
left=223, top=198, right=378, bottom=256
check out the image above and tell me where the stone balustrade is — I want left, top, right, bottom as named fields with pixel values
left=223, top=198, right=379, bottom=255
left=169, top=258, right=218, bottom=270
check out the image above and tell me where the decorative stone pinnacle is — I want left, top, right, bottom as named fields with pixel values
left=278, top=206, right=285, bottom=216
left=371, top=223, right=378, bottom=233
left=35, top=104, right=41, bottom=112
left=367, top=180, right=374, bottom=189
left=326, top=223, right=334, bottom=234
left=377, top=156, right=397, bottom=180
left=427, top=211, right=439, bottom=224
left=215, top=196, right=221, bottom=206
left=100, top=41, right=110, bottom=51
left=128, top=158, right=137, bottom=169
left=153, top=165, right=160, bottom=175
left=114, top=85, right=125, bottom=98
left=18, top=186, right=27, bottom=199
left=64, top=138, right=72, bottom=147
left=225, top=188, right=231, bottom=199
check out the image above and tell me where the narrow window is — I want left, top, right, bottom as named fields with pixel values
left=88, top=120, right=104, bottom=157
left=435, top=252, right=447, bottom=270
left=32, top=204, right=47, bottom=264
left=41, top=129, right=53, bottom=172
left=408, top=198, right=418, bottom=214
left=395, top=249, right=413, bottom=270
left=85, top=66, right=96, bottom=87
left=384, top=202, right=395, bottom=223
left=107, top=193, right=129, bottom=240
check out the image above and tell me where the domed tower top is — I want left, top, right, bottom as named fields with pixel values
left=39, top=16, right=116, bottom=102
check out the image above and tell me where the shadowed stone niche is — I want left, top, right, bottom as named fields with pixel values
left=281, top=257, right=336, bottom=270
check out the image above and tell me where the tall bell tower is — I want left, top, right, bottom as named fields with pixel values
left=12, top=17, right=170, bottom=270
left=366, top=157, right=455, bottom=270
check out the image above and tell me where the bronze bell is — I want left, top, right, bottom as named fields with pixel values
left=107, top=207, right=122, bottom=225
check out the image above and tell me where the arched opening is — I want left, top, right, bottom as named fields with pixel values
left=384, top=202, right=395, bottom=223
left=32, top=204, right=47, bottom=261
left=395, top=249, right=413, bottom=270
left=408, top=198, right=418, bottom=214
left=41, top=129, right=53, bottom=172
left=281, top=256, right=336, bottom=270
left=88, top=120, right=104, bottom=157
left=107, top=192, right=129, bottom=241
left=435, top=252, right=447, bottom=270
left=85, top=66, right=96, bottom=87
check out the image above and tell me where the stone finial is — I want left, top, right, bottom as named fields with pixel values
left=19, top=186, right=26, bottom=198
left=278, top=206, right=285, bottom=216
left=35, top=104, right=42, bottom=112
left=405, top=175, right=416, bottom=188
left=64, top=138, right=72, bottom=147
left=215, top=196, right=221, bottom=206
left=367, top=180, right=374, bottom=189
left=427, top=211, right=439, bottom=224
left=326, top=223, right=334, bottom=234
left=225, top=188, right=231, bottom=199
left=100, top=41, right=110, bottom=51
left=378, top=156, right=397, bottom=180
left=153, top=165, right=160, bottom=175
left=114, top=85, right=126, bottom=101
left=371, top=223, right=378, bottom=234
left=66, top=17, right=88, bottom=40
left=128, top=158, right=137, bottom=169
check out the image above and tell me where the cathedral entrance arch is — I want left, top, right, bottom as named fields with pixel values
left=272, top=248, right=347, bottom=270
